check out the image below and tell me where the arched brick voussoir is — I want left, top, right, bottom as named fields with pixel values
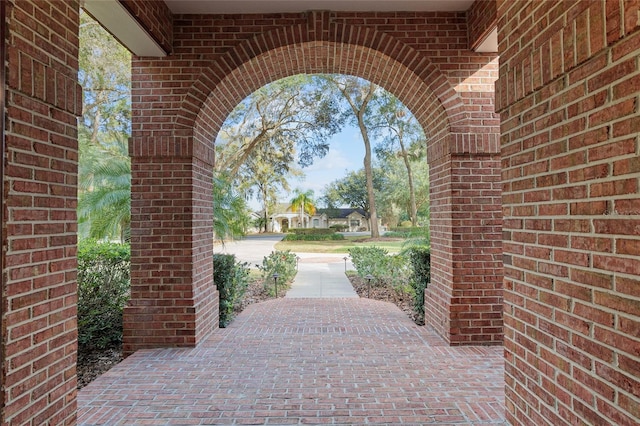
left=179, top=20, right=470, bottom=150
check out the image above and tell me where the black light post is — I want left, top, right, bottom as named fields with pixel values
left=273, top=273, right=279, bottom=298
left=365, top=274, right=373, bottom=298
left=296, top=256, right=301, bottom=270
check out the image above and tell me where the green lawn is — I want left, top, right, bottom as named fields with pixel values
left=274, top=236, right=405, bottom=253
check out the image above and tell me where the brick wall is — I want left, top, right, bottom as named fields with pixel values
left=119, top=0, right=173, bottom=54
left=497, top=1, right=640, bottom=424
left=2, top=0, right=81, bottom=424
left=129, top=9, right=502, bottom=347
left=467, top=0, right=497, bottom=50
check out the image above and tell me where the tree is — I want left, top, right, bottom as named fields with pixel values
left=321, top=75, right=382, bottom=237
left=216, top=75, right=343, bottom=231
left=78, top=136, right=131, bottom=242
left=290, top=189, right=316, bottom=228
left=241, top=141, right=300, bottom=233
left=376, top=154, right=430, bottom=228
left=322, top=169, right=383, bottom=218
left=213, top=173, right=251, bottom=241
left=216, top=75, right=342, bottom=177
left=78, top=11, right=132, bottom=242
left=373, top=93, right=428, bottom=226
left=78, top=11, right=131, bottom=144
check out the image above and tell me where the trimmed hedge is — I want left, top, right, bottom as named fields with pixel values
left=289, top=228, right=335, bottom=235
left=406, top=247, right=431, bottom=324
left=283, top=233, right=345, bottom=241
left=213, top=254, right=250, bottom=327
left=77, top=240, right=130, bottom=350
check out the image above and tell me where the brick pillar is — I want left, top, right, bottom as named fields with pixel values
left=426, top=138, right=503, bottom=345
left=2, top=1, right=81, bottom=424
left=123, top=152, right=217, bottom=355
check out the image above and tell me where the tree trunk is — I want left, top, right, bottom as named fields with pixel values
left=358, top=118, right=380, bottom=238
left=398, top=139, right=418, bottom=227
left=261, top=186, right=269, bottom=233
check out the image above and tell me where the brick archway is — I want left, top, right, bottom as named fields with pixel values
left=125, top=11, right=503, bottom=354
left=4, top=1, right=640, bottom=424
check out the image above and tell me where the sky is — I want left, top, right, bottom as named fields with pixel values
left=246, top=126, right=367, bottom=211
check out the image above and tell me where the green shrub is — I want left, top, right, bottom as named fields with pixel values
left=290, top=228, right=335, bottom=235
left=406, top=247, right=431, bottom=324
left=214, top=254, right=250, bottom=327
left=329, top=224, right=349, bottom=232
left=283, top=233, right=344, bottom=241
left=77, top=240, right=130, bottom=350
left=349, top=246, right=408, bottom=290
left=258, top=250, right=298, bottom=296
left=348, top=246, right=390, bottom=280
left=348, top=246, right=411, bottom=293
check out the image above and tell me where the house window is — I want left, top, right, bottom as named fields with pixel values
left=350, top=220, right=360, bottom=227
left=313, top=219, right=319, bottom=228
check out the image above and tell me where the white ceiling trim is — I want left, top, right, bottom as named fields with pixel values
left=164, top=0, right=475, bottom=15
left=475, top=27, right=498, bottom=53
left=83, top=0, right=167, bottom=57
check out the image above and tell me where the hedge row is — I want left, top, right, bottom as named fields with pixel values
left=283, top=233, right=345, bottom=241
left=289, top=228, right=336, bottom=235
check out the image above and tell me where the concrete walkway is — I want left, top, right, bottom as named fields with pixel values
left=78, top=298, right=506, bottom=425
left=215, top=235, right=358, bottom=298
left=286, top=253, right=358, bottom=298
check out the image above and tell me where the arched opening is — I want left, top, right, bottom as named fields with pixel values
left=125, top=20, right=503, bottom=354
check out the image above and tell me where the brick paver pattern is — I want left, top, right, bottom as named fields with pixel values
left=78, top=299, right=505, bottom=425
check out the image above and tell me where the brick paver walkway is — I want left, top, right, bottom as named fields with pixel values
left=78, top=299, right=505, bottom=425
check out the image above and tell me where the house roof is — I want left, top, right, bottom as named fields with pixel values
left=316, top=208, right=367, bottom=219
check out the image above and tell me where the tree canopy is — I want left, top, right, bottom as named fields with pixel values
left=78, top=11, right=132, bottom=242
left=320, top=75, right=383, bottom=237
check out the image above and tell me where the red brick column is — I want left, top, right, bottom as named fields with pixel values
left=426, top=130, right=503, bottom=345
left=123, top=143, right=217, bottom=354
left=2, top=0, right=81, bottom=424
left=498, top=1, right=640, bottom=424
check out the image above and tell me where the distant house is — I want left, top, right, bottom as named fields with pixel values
left=312, top=208, right=371, bottom=232
left=264, top=203, right=310, bottom=233
left=261, top=204, right=379, bottom=233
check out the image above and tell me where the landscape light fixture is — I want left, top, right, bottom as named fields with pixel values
left=273, top=273, right=279, bottom=298
left=365, top=274, right=374, bottom=298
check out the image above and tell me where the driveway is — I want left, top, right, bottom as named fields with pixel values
left=213, top=234, right=284, bottom=267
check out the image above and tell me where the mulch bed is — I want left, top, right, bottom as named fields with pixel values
left=347, top=275, right=424, bottom=325
left=77, top=346, right=123, bottom=389
left=77, top=275, right=422, bottom=389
